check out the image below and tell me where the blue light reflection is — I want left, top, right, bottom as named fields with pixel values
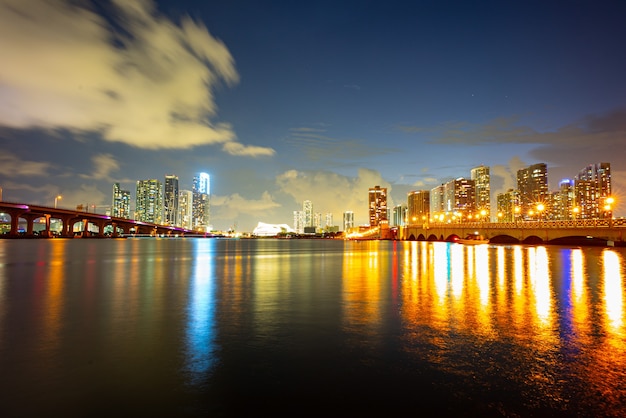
left=185, top=239, right=217, bottom=384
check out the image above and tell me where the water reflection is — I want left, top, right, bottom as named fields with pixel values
left=185, top=239, right=217, bottom=382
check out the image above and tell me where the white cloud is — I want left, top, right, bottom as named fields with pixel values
left=0, top=152, right=53, bottom=177
left=211, top=191, right=280, bottom=222
left=80, top=154, right=120, bottom=180
left=0, top=0, right=274, bottom=156
left=276, top=168, right=391, bottom=225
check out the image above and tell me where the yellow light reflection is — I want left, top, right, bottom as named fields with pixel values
left=42, top=240, right=66, bottom=351
left=603, top=250, right=624, bottom=331
left=449, top=243, right=464, bottom=299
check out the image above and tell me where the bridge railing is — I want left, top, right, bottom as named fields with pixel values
left=411, top=218, right=625, bottom=229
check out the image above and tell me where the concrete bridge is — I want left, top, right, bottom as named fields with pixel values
left=398, top=218, right=626, bottom=246
left=0, top=201, right=200, bottom=238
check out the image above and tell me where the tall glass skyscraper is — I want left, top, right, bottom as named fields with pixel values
left=368, top=185, right=388, bottom=227
left=516, top=163, right=548, bottom=219
left=112, top=183, right=131, bottom=219
left=575, top=163, right=611, bottom=219
left=470, top=165, right=490, bottom=214
left=192, top=172, right=210, bottom=231
left=135, top=179, right=163, bottom=224
left=163, top=175, right=179, bottom=226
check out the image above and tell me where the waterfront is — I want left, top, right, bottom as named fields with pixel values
left=0, top=238, right=625, bottom=416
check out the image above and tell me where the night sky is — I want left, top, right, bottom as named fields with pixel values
left=1, top=0, right=625, bottom=231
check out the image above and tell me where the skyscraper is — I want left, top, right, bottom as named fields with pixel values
left=192, top=172, right=210, bottom=231
left=112, top=183, right=130, bottom=219
left=443, top=178, right=476, bottom=215
left=293, top=210, right=304, bottom=233
left=368, top=185, right=388, bottom=227
left=516, top=163, right=548, bottom=219
left=135, top=179, right=163, bottom=224
left=303, top=200, right=313, bottom=227
left=178, top=189, right=193, bottom=229
left=471, top=165, right=490, bottom=215
left=575, top=163, right=611, bottom=219
left=163, top=175, right=179, bottom=226
left=407, top=190, right=430, bottom=225
left=342, top=211, right=354, bottom=232
left=429, top=184, right=445, bottom=217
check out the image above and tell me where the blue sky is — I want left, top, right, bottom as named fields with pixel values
left=1, top=0, right=625, bottom=231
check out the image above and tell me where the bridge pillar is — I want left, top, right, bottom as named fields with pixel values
left=21, top=213, right=40, bottom=237
left=4, top=208, right=27, bottom=236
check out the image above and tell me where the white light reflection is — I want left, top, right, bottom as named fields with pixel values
left=475, top=245, right=490, bottom=307
left=571, top=249, right=584, bottom=303
left=185, top=239, right=217, bottom=383
left=433, top=243, right=449, bottom=302
left=530, top=246, right=552, bottom=327
left=514, top=246, right=523, bottom=295
left=603, top=250, right=624, bottom=331
left=450, top=243, right=464, bottom=299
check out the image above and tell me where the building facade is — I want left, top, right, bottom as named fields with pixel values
left=192, top=172, right=211, bottom=231
left=574, top=163, right=611, bottom=219
left=470, top=165, right=490, bottom=215
left=163, top=175, right=179, bottom=226
left=407, top=190, right=430, bottom=225
left=112, top=183, right=131, bottom=219
left=178, top=189, right=193, bottom=229
left=368, top=186, right=388, bottom=227
left=516, top=163, right=548, bottom=219
left=135, top=179, right=163, bottom=224
left=343, top=211, right=354, bottom=232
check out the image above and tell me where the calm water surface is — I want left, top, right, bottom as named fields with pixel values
left=0, top=238, right=625, bottom=417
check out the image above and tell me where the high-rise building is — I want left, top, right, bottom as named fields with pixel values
left=516, top=163, right=548, bottom=219
left=392, top=204, right=406, bottom=227
left=178, top=189, right=193, bottom=229
left=574, top=163, right=611, bottom=219
left=135, top=179, right=163, bottom=224
left=471, top=165, right=490, bottom=215
left=293, top=210, right=304, bottom=233
left=429, top=184, right=445, bottom=218
left=368, top=186, right=388, bottom=227
left=496, top=189, right=519, bottom=222
left=303, top=200, right=313, bottom=227
left=163, top=175, right=179, bottom=226
left=343, top=211, right=354, bottom=232
left=112, top=183, right=131, bottom=219
left=325, top=213, right=333, bottom=228
left=407, top=190, right=430, bottom=225
left=313, top=212, right=322, bottom=230
left=443, top=178, right=476, bottom=215
left=192, top=172, right=210, bottom=231
left=553, top=179, right=575, bottom=220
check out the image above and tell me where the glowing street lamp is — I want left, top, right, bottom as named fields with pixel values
left=536, top=203, right=545, bottom=222
left=572, top=206, right=580, bottom=222
left=54, top=195, right=62, bottom=209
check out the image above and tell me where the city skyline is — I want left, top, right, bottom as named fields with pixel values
left=1, top=0, right=625, bottom=232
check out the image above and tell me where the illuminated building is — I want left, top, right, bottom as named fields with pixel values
left=496, top=189, right=519, bottom=222
left=368, top=185, right=388, bottom=227
left=407, top=190, right=429, bottom=225
left=303, top=200, right=313, bottom=227
left=325, top=213, right=333, bottom=229
left=252, top=222, right=295, bottom=237
left=471, top=165, right=490, bottom=214
left=443, top=178, right=476, bottom=215
left=178, top=189, right=193, bottom=229
left=343, top=211, right=354, bottom=232
left=392, top=204, right=407, bottom=226
left=192, top=172, right=210, bottom=231
left=163, top=175, right=179, bottom=226
left=553, top=179, right=575, bottom=220
left=293, top=210, right=304, bottom=233
left=429, top=184, right=445, bottom=217
left=575, top=163, right=611, bottom=219
left=516, top=163, right=548, bottom=219
left=135, top=179, right=163, bottom=224
left=112, top=183, right=130, bottom=219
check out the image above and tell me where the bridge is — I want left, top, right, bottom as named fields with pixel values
left=346, top=219, right=626, bottom=246
left=0, top=201, right=203, bottom=238
left=400, top=219, right=626, bottom=246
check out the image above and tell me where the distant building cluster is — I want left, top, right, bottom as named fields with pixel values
left=402, top=162, right=612, bottom=226
left=111, top=172, right=212, bottom=232
left=292, top=199, right=338, bottom=234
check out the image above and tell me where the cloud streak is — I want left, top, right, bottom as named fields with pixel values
left=0, top=0, right=274, bottom=156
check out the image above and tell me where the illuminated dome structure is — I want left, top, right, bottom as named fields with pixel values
left=252, top=222, right=295, bottom=237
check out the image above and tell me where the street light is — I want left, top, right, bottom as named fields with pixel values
left=54, top=195, right=62, bottom=209
left=536, top=203, right=545, bottom=222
